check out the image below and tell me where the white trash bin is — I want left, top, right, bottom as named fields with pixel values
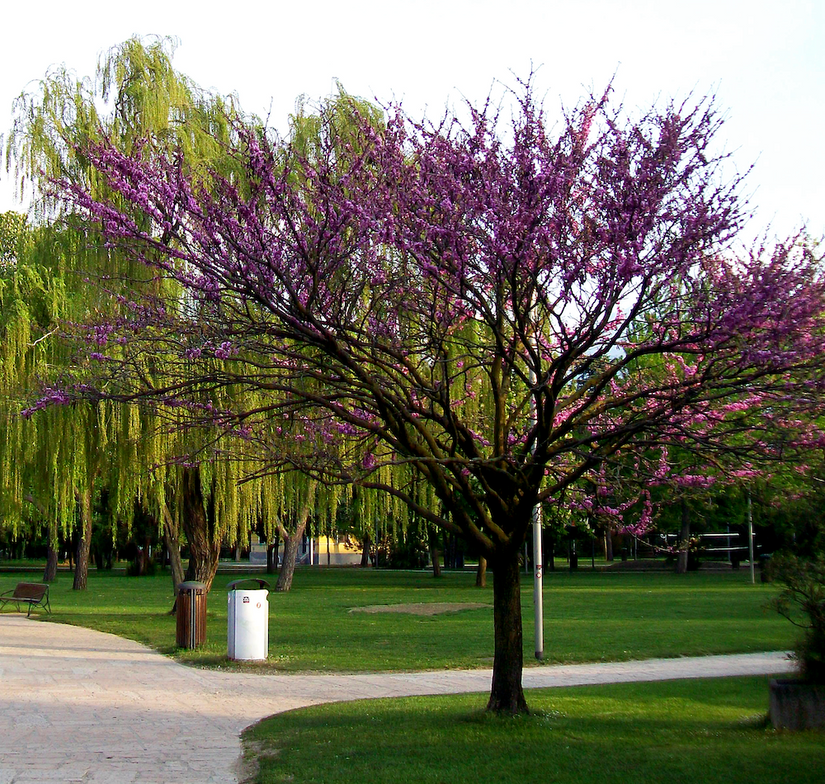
left=227, top=578, right=270, bottom=661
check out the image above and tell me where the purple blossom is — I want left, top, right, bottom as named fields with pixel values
left=21, top=388, right=72, bottom=418
left=214, top=342, right=235, bottom=360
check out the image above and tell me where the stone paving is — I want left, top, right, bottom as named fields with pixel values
left=0, top=615, right=794, bottom=783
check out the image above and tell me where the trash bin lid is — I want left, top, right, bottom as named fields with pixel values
left=227, top=578, right=270, bottom=591
left=178, top=581, right=207, bottom=593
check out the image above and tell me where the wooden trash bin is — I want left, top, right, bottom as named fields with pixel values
left=176, top=581, right=207, bottom=648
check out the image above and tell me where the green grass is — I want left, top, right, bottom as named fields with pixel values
left=0, top=567, right=793, bottom=672
left=244, top=676, right=825, bottom=784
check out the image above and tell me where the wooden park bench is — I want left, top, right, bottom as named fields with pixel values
left=0, top=582, right=51, bottom=617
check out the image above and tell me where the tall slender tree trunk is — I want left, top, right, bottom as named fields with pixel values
left=360, top=532, right=372, bottom=567
left=43, top=544, right=58, bottom=583
left=73, top=486, right=94, bottom=590
left=676, top=499, right=690, bottom=574
left=444, top=532, right=455, bottom=569
left=26, top=495, right=58, bottom=583
left=274, top=481, right=315, bottom=592
left=487, top=552, right=528, bottom=714
left=180, top=467, right=221, bottom=592
left=267, top=532, right=280, bottom=574
left=160, top=501, right=185, bottom=593
left=429, top=528, right=441, bottom=578
left=475, top=556, right=487, bottom=587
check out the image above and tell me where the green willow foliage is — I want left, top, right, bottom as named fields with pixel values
left=0, top=218, right=109, bottom=539
left=1, top=38, right=252, bottom=548
left=1, top=37, right=415, bottom=555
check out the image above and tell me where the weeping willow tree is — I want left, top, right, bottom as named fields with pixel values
left=4, top=37, right=405, bottom=593
left=0, top=213, right=126, bottom=586
left=3, top=37, right=253, bottom=590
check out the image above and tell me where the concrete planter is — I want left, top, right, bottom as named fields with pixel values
left=769, top=679, right=825, bottom=730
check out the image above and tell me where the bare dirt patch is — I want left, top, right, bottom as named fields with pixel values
left=350, top=602, right=490, bottom=616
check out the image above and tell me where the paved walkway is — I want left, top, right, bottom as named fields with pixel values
left=0, top=616, right=794, bottom=784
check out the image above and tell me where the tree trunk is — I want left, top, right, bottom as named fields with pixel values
left=43, top=545, right=58, bottom=583
left=73, top=486, right=93, bottom=590
left=140, top=535, right=152, bottom=574
left=26, top=495, right=58, bottom=583
left=676, top=499, right=690, bottom=574
left=360, top=533, right=371, bottom=567
left=43, top=512, right=59, bottom=582
left=444, top=532, right=456, bottom=569
left=160, top=500, right=186, bottom=614
left=274, top=482, right=314, bottom=592
left=165, top=536, right=185, bottom=593
left=487, top=553, right=528, bottom=714
left=180, top=468, right=221, bottom=592
left=429, top=529, right=441, bottom=578
left=475, top=556, right=487, bottom=587
left=275, top=533, right=302, bottom=592
left=605, top=528, right=614, bottom=562
left=267, top=532, right=280, bottom=574
left=183, top=537, right=221, bottom=590
left=161, top=502, right=186, bottom=593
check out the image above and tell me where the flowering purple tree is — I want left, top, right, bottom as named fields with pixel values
left=56, top=84, right=825, bottom=713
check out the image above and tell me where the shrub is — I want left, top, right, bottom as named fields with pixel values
left=769, top=552, right=825, bottom=683
left=126, top=552, right=157, bottom=576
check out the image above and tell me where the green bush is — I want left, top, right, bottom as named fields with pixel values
left=125, top=555, right=157, bottom=576
left=769, top=552, right=825, bottom=683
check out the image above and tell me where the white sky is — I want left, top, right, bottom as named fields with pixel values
left=1, top=0, right=822, bottom=242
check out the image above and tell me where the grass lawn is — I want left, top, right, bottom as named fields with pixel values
left=0, top=566, right=793, bottom=672
left=243, top=676, right=824, bottom=784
